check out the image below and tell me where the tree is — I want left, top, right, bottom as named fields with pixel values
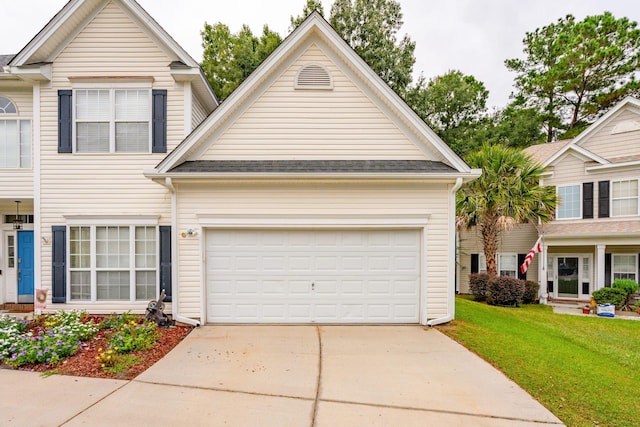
left=201, top=23, right=282, bottom=101
left=506, top=12, right=640, bottom=141
left=457, top=144, right=557, bottom=275
left=329, top=0, right=416, bottom=95
left=290, top=0, right=325, bottom=31
left=405, top=70, right=488, bottom=156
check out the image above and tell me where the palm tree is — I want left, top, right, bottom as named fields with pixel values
left=457, top=143, right=556, bottom=275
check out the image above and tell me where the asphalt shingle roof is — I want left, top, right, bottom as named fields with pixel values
left=0, top=54, right=15, bottom=67
left=168, top=160, right=458, bottom=174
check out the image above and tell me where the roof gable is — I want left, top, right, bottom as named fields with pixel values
left=154, top=12, right=474, bottom=176
left=8, top=0, right=217, bottom=108
left=11, top=0, right=195, bottom=67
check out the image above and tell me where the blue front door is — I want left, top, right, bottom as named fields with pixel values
left=17, top=231, right=34, bottom=303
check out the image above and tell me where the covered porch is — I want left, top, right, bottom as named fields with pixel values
left=539, top=220, right=640, bottom=302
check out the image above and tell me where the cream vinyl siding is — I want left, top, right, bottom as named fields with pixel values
left=174, top=181, right=453, bottom=320
left=200, top=43, right=427, bottom=160
left=458, top=223, right=539, bottom=294
left=581, top=110, right=640, bottom=160
left=38, top=2, right=183, bottom=309
left=0, top=88, right=33, bottom=196
left=546, top=153, right=587, bottom=187
left=192, top=94, right=209, bottom=130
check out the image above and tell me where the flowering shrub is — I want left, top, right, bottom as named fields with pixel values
left=108, top=320, right=159, bottom=353
left=0, top=311, right=98, bottom=367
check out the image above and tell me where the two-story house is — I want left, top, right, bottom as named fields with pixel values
left=1, top=0, right=218, bottom=314
left=1, top=0, right=479, bottom=325
left=458, top=97, right=640, bottom=303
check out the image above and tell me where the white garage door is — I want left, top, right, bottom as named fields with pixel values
left=206, top=229, right=421, bottom=323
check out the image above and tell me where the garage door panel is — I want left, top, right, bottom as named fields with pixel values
left=206, top=229, right=421, bottom=323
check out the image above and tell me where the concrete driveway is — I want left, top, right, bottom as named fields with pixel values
left=0, top=326, right=563, bottom=426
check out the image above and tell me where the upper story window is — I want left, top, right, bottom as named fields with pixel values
left=75, top=89, right=150, bottom=153
left=0, top=96, right=31, bottom=169
left=611, top=179, right=639, bottom=217
left=57, top=88, right=167, bottom=154
left=556, top=184, right=581, bottom=220
left=0, top=96, right=18, bottom=114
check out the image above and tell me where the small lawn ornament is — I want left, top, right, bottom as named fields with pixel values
left=145, top=289, right=174, bottom=327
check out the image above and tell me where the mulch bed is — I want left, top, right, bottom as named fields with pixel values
left=10, top=317, right=192, bottom=380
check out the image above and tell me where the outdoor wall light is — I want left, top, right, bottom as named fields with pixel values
left=181, top=228, right=198, bottom=238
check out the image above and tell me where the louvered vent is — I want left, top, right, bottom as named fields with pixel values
left=295, top=64, right=333, bottom=89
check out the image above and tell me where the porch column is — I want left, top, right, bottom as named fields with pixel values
left=539, top=243, right=548, bottom=303
left=596, top=244, right=606, bottom=291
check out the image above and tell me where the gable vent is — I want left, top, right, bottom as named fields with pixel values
left=295, top=64, right=333, bottom=89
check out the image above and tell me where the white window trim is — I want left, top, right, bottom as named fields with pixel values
left=71, top=86, right=153, bottom=154
left=556, top=183, right=582, bottom=220
left=612, top=254, right=638, bottom=282
left=610, top=178, right=640, bottom=218
left=67, top=224, right=159, bottom=303
left=0, top=94, right=32, bottom=169
left=478, top=252, right=519, bottom=277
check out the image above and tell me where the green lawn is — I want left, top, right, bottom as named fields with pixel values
left=440, top=296, right=640, bottom=427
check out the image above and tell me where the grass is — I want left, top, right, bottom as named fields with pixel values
left=440, top=295, right=640, bottom=427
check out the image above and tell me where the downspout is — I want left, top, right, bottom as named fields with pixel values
left=427, top=177, right=463, bottom=327
left=160, top=177, right=200, bottom=327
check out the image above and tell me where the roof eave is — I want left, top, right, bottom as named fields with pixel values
left=144, top=170, right=480, bottom=182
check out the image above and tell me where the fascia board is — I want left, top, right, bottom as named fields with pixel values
left=571, top=96, right=640, bottom=146
left=543, top=144, right=609, bottom=168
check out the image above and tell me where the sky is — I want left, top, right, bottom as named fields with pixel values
left=1, top=0, right=639, bottom=108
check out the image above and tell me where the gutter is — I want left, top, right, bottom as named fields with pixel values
left=159, top=177, right=201, bottom=328
left=427, top=177, right=464, bottom=327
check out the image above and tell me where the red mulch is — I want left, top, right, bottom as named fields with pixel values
left=13, top=318, right=192, bottom=380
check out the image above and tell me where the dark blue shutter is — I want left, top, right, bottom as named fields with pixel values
left=159, top=226, right=172, bottom=302
left=470, top=254, right=479, bottom=274
left=605, top=253, right=612, bottom=287
left=51, top=226, right=67, bottom=303
left=583, top=182, right=593, bottom=219
left=152, top=90, right=167, bottom=153
left=58, top=90, right=72, bottom=153
left=598, top=181, right=610, bottom=218
left=517, top=253, right=527, bottom=280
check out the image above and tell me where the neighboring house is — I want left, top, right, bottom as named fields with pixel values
left=458, top=97, right=640, bottom=303
left=1, top=1, right=480, bottom=325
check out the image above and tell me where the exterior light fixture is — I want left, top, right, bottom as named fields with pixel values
left=13, top=200, right=23, bottom=230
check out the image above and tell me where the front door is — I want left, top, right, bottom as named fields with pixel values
left=17, top=231, right=34, bottom=303
left=557, top=256, right=579, bottom=298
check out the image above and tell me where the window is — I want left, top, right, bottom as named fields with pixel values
left=69, top=225, right=157, bottom=301
left=612, top=254, right=637, bottom=281
left=75, top=89, right=150, bottom=153
left=556, top=184, right=581, bottom=219
left=611, top=179, right=639, bottom=217
left=0, top=96, right=31, bottom=168
left=7, top=235, right=15, bottom=268
left=499, top=254, right=518, bottom=277
left=476, top=253, right=518, bottom=276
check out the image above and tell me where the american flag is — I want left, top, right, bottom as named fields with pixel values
left=520, top=237, right=542, bottom=275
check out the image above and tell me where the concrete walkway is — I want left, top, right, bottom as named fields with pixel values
left=0, top=326, right=563, bottom=426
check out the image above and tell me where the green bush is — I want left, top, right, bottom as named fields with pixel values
left=469, top=273, right=491, bottom=301
left=612, top=278, right=639, bottom=296
left=108, top=320, right=159, bottom=353
left=522, top=280, right=540, bottom=304
left=592, top=287, right=627, bottom=308
left=487, top=276, right=526, bottom=307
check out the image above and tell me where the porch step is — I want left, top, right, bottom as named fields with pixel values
left=0, top=303, right=34, bottom=313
